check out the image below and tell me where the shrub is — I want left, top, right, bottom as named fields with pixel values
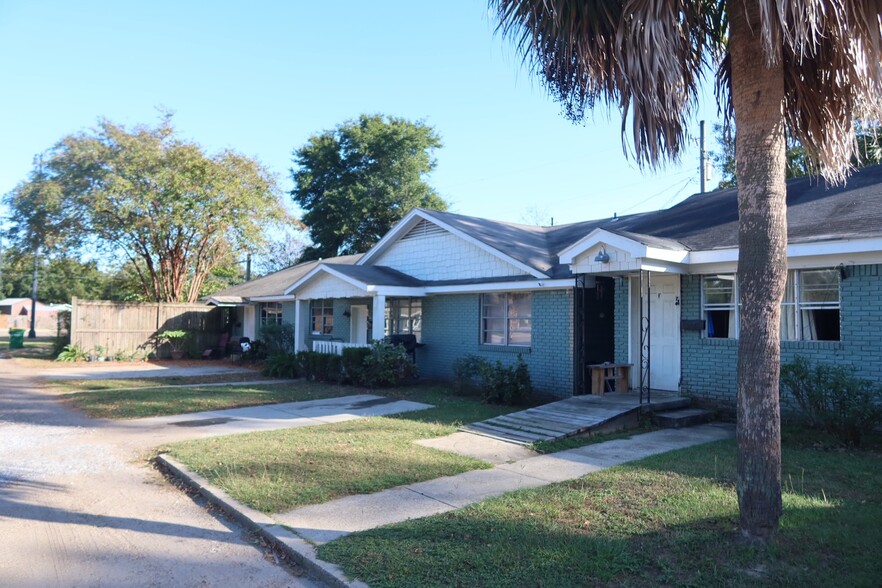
left=259, top=323, right=296, bottom=355
left=56, top=343, right=88, bottom=362
left=342, top=346, right=372, bottom=384
left=297, top=351, right=343, bottom=383
left=52, top=333, right=72, bottom=357
left=358, top=340, right=418, bottom=388
left=780, top=355, right=882, bottom=446
left=452, top=353, right=533, bottom=405
left=452, top=354, right=489, bottom=396
left=262, top=353, right=300, bottom=379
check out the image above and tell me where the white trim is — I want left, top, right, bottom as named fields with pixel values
left=284, top=265, right=370, bottom=295
left=247, top=295, right=298, bottom=302
left=358, top=209, right=548, bottom=279
left=206, top=297, right=245, bottom=307
left=424, top=278, right=573, bottom=295
left=558, top=228, right=688, bottom=264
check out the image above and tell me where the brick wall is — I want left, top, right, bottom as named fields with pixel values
left=614, top=277, right=630, bottom=363
left=679, top=264, right=882, bottom=411
left=418, top=289, right=574, bottom=397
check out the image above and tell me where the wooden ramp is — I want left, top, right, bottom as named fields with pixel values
left=461, top=391, right=686, bottom=445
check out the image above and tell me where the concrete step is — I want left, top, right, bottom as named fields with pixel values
left=640, top=397, right=692, bottom=413
left=652, top=408, right=715, bottom=429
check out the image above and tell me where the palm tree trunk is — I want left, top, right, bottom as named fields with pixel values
left=728, top=0, right=787, bottom=540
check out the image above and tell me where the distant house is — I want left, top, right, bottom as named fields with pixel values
left=209, top=164, right=882, bottom=408
left=0, top=298, right=64, bottom=332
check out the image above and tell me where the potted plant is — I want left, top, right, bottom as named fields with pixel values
left=158, top=329, right=190, bottom=360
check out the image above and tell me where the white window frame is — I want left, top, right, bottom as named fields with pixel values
left=385, top=298, right=422, bottom=342
left=481, top=292, right=532, bottom=347
left=310, top=299, right=334, bottom=335
left=701, top=269, right=841, bottom=341
left=702, top=275, right=738, bottom=339
left=259, top=302, right=283, bottom=326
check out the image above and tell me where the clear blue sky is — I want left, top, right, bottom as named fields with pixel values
left=0, top=0, right=722, bottom=231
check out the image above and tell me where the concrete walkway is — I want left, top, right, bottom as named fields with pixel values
left=273, top=423, right=735, bottom=545
left=0, top=360, right=439, bottom=587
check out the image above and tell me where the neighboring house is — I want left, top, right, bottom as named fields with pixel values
left=0, top=298, right=62, bottom=332
left=209, top=164, right=882, bottom=408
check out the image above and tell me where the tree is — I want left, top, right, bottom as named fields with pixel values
left=712, top=122, right=882, bottom=188
left=253, top=226, right=309, bottom=276
left=0, top=250, right=110, bottom=303
left=291, top=114, right=448, bottom=260
left=3, top=115, right=287, bottom=303
left=492, top=0, right=881, bottom=540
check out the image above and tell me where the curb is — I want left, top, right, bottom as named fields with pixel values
left=156, top=454, right=367, bottom=588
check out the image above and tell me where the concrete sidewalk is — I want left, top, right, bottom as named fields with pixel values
left=120, top=394, right=432, bottom=442
left=160, top=422, right=734, bottom=587
left=274, top=423, right=735, bottom=544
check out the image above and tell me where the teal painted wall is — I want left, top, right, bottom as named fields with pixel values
left=679, top=264, right=882, bottom=411
left=418, top=289, right=574, bottom=397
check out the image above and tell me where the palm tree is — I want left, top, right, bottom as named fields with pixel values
left=491, top=0, right=882, bottom=541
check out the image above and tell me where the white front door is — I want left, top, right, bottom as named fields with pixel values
left=648, top=274, right=681, bottom=391
left=350, top=305, right=368, bottom=345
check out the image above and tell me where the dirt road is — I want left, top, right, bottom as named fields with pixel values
left=0, top=361, right=322, bottom=588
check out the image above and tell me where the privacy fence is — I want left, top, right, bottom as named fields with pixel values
left=70, top=297, right=224, bottom=358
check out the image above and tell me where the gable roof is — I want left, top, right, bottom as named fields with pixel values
left=206, top=254, right=362, bottom=303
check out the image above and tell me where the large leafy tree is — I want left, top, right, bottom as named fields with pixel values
left=492, top=0, right=882, bottom=540
left=3, top=115, right=287, bottom=303
left=0, top=250, right=110, bottom=303
left=291, top=114, right=448, bottom=260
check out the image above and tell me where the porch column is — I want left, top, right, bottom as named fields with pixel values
left=294, top=299, right=309, bottom=351
left=371, top=294, right=386, bottom=342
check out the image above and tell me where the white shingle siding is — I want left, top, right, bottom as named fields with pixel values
left=297, top=273, right=365, bottom=299
left=375, top=226, right=529, bottom=280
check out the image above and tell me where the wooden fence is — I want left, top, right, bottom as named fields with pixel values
left=70, top=297, right=224, bottom=358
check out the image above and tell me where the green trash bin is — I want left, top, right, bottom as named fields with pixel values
left=8, top=329, right=25, bottom=349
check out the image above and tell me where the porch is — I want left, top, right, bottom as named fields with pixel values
left=462, top=390, right=686, bottom=445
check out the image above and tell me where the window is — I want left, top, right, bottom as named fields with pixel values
left=702, top=269, right=840, bottom=341
left=260, top=302, right=283, bottom=326
left=386, top=298, right=422, bottom=342
left=702, top=275, right=736, bottom=338
left=310, top=300, right=334, bottom=335
left=481, top=292, right=531, bottom=346
left=781, top=269, right=840, bottom=341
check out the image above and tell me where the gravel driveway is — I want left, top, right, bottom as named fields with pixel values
left=0, top=360, right=322, bottom=588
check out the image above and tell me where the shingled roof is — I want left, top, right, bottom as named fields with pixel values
left=421, top=162, right=882, bottom=277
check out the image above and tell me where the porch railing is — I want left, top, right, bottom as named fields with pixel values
left=312, top=340, right=370, bottom=355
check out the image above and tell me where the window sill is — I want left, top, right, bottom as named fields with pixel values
left=479, top=344, right=532, bottom=354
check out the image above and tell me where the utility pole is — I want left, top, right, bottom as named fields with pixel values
left=245, top=253, right=252, bottom=281
left=28, top=248, right=38, bottom=339
left=699, top=120, right=707, bottom=194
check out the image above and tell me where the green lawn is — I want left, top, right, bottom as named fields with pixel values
left=162, top=384, right=519, bottom=513
left=318, top=432, right=882, bottom=588
left=61, top=380, right=358, bottom=419
left=54, top=373, right=269, bottom=392
left=0, top=335, right=55, bottom=359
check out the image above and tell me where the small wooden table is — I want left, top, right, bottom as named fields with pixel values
left=588, top=363, right=632, bottom=395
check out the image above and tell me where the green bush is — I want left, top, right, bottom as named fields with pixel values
left=52, top=334, right=72, bottom=357
left=452, top=353, right=533, bottom=405
left=297, top=351, right=343, bottom=383
left=56, top=343, right=88, bottom=362
left=452, top=354, right=490, bottom=396
left=358, top=340, right=418, bottom=388
left=259, top=323, right=296, bottom=355
left=342, top=347, right=372, bottom=384
left=780, top=355, right=882, bottom=446
left=262, top=353, right=300, bottom=379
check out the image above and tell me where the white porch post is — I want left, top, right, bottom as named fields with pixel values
left=294, top=299, right=309, bottom=351
left=371, top=294, right=386, bottom=341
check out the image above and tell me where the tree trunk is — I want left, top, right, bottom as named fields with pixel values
left=729, top=0, right=787, bottom=540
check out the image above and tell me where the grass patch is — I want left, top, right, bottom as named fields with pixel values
left=1, top=335, right=56, bottom=360
left=531, top=423, right=659, bottom=454
left=165, top=419, right=486, bottom=512
left=53, top=373, right=268, bottom=392
left=319, top=433, right=882, bottom=587
left=161, top=383, right=520, bottom=512
left=62, top=381, right=355, bottom=419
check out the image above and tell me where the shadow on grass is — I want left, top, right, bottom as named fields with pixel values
left=319, top=438, right=882, bottom=587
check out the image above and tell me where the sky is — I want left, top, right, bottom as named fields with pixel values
left=0, top=0, right=723, bottom=234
